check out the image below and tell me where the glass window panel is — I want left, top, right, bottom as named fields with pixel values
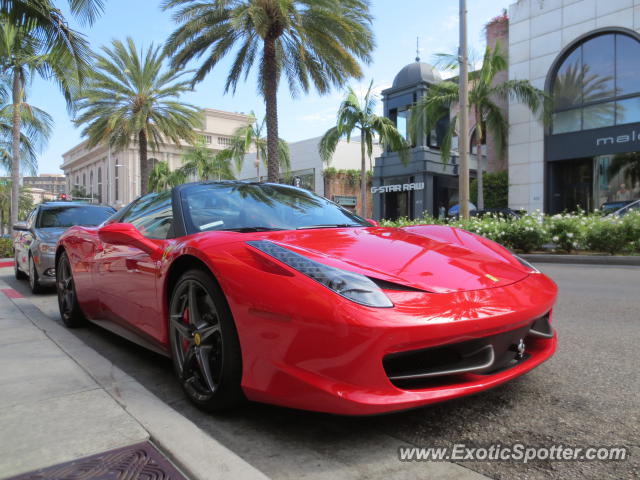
left=582, top=34, right=616, bottom=102
left=553, top=47, right=582, bottom=110
left=616, top=34, right=640, bottom=96
left=553, top=109, right=582, bottom=134
left=616, top=97, right=640, bottom=125
left=397, top=109, right=409, bottom=141
left=583, top=101, right=615, bottom=129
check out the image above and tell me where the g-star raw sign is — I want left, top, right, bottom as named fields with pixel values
left=371, top=182, right=424, bottom=194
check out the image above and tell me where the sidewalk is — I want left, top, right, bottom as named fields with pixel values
left=0, top=277, right=268, bottom=480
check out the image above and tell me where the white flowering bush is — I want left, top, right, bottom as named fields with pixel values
left=381, top=210, right=640, bottom=255
left=546, top=213, right=587, bottom=252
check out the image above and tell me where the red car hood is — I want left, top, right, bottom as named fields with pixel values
left=258, top=225, right=529, bottom=294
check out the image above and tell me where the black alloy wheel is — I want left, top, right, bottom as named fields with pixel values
left=56, top=252, right=86, bottom=327
left=28, top=254, right=43, bottom=294
left=169, top=269, right=243, bottom=411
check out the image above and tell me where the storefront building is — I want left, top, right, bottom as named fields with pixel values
left=372, top=60, right=462, bottom=220
left=508, top=0, right=640, bottom=213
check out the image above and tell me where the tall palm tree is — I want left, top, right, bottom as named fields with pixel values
left=180, top=140, right=236, bottom=181
left=74, top=37, right=203, bottom=195
left=0, top=100, right=53, bottom=175
left=163, top=0, right=374, bottom=183
left=0, top=21, right=63, bottom=228
left=148, top=160, right=186, bottom=192
left=0, top=0, right=99, bottom=90
left=409, top=42, right=548, bottom=211
left=223, top=113, right=289, bottom=180
left=319, top=82, right=409, bottom=217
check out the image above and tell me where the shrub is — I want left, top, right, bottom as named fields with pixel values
left=584, top=216, right=628, bottom=254
left=620, top=210, right=640, bottom=253
left=498, top=214, right=548, bottom=252
left=545, top=214, right=585, bottom=252
left=0, top=237, right=14, bottom=258
left=470, top=171, right=508, bottom=209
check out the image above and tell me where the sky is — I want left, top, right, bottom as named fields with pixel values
left=28, top=0, right=513, bottom=174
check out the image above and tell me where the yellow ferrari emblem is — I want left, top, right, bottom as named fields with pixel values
left=485, top=274, right=499, bottom=283
left=194, top=332, right=201, bottom=346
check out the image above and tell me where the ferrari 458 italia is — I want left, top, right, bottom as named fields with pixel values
left=56, top=182, right=557, bottom=415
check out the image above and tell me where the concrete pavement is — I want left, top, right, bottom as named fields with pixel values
left=0, top=276, right=268, bottom=480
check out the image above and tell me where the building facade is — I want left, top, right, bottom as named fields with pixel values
left=61, top=109, right=252, bottom=207
left=23, top=174, right=66, bottom=197
left=372, top=59, right=493, bottom=220
left=508, top=0, right=640, bottom=213
left=236, top=136, right=382, bottom=214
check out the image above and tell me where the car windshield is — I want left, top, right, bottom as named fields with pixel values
left=37, top=206, right=115, bottom=228
left=181, top=183, right=369, bottom=233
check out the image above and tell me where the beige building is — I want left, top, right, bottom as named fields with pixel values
left=61, top=109, right=252, bottom=207
left=236, top=136, right=383, bottom=196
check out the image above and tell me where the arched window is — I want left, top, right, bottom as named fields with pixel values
left=82, top=173, right=86, bottom=188
left=551, top=32, right=640, bottom=134
left=89, top=170, right=93, bottom=197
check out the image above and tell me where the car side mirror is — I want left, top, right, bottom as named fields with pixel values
left=366, top=218, right=380, bottom=227
left=98, top=222, right=162, bottom=257
left=13, top=223, right=28, bottom=232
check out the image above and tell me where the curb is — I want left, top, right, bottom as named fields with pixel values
left=7, top=296, right=268, bottom=480
left=521, top=254, right=640, bottom=266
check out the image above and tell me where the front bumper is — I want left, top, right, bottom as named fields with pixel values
left=231, top=271, right=558, bottom=415
left=33, top=252, right=56, bottom=285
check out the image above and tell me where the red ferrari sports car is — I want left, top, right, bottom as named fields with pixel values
left=56, top=181, right=557, bottom=415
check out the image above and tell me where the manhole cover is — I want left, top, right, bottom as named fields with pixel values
left=8, top=442, right=188, bottom=480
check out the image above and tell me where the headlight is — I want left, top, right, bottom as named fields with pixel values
left=514, top=254, right=539, bottom=273
left=247, top=240, right=393, bottom=308
left=38, top=243, right=56, bottom=254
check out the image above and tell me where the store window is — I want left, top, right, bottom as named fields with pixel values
left=551, top=32, right=640, bottom=134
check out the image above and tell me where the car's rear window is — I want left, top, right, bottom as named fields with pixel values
left=37, top=206, right=116, bottom=228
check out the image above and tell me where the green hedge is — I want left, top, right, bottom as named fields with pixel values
left=0, top=238, right=13, bottom=258
left=381, top=210, right=640, bottom=255
left=470, top=171, right=508, bottom=209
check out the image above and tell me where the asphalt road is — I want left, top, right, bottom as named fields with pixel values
left=4, top=264, right=639, bottom=480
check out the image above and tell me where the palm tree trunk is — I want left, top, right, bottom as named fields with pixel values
left=10, top=72, right=21, bottom=231
left=263, top=36, right=280, bottom=183
left=139, top=130, right=149, bottom=195
left=360, top=129, right=367, bottom=217
left=475, top=109, right=484, bottom=211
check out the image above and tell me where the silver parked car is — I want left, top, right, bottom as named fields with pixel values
left=13, top=202, right=116, bottom=293
left=611, top=198, right=640, bottom=217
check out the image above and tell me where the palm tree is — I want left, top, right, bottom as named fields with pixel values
left=74, top=37, right=203, bottom=195
left=409, top=42, right=548, bottom=211
left=0, top=76, right=53, bottom=176
left=319, top=82, right=409, bottom=217
left=148, top=160, right=187, bottom=192
left=180, top=140, right=236, bottom=181
left=0, top=19, right=73, bottom=230
left=222, top=113, right=289, bottom=180
left=0, top=0, right=100, bottom=89
left=163, top=0, right=374, bottom=183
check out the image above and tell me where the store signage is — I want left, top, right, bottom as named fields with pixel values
left=595, top=129, right=640, bottom=146
left=547, top=122, right=640, bottom=161
left=371, top=182, right=424, bottom=194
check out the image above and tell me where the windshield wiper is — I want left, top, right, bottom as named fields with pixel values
left=296, top=224, right=363, bottom=230
left=223, top=226, right=286, bottom=233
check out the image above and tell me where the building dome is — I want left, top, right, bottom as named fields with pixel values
left=392, top=61, right=442, bottom=88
